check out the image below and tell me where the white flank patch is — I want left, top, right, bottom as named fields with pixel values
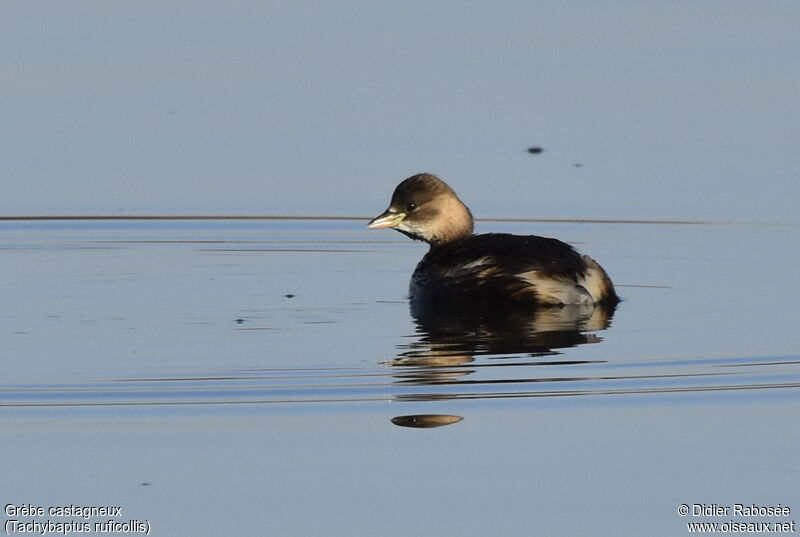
left=519, top=270, right=594, bottom=306
left=578, top=256, right=608, bottom=303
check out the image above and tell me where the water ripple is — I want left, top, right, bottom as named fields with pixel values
left=2, top=354, right=798, bottom=409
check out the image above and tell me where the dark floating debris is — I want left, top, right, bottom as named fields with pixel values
left=234, top=319, right=245, bottom=324
left=391, top=414, right=464, bottom=429
left=573, top=163, right=583, bottom=167
left=527, top=146, right=544, bottom=154
left=285, top=294, right=296, bottom=298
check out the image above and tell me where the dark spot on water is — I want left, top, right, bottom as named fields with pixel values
left=140, top=482, right=152, bottom=486
left=285, top=294, right=295, bottom=298
left=574, top=163, right=583, bottom=167
left=527, top=146, right=544, bottom=154
left=391, top=414, right=464, bottom=428
left=234, top=319, right=246, bottom=324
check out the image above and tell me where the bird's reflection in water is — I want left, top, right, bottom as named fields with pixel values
left=389, top=301, right=617, bottom=386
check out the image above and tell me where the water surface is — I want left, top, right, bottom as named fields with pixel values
left=2, top=218, right=799, bottom=536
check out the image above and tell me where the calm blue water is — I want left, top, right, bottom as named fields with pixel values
left=4, top=2, right=800, bottom=534
left=2, top=218, right=799, bottom=536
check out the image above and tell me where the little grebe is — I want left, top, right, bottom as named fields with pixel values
left=368, top=173, right=619, bottom=308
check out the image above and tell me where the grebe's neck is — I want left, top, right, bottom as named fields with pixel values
left=426, top=198, right=474, bottom=247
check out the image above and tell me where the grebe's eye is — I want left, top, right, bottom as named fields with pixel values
left=406, top=202, right=417, bottom=212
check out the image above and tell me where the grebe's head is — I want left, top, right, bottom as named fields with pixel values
left=367, top=173, right=474, bottom=246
